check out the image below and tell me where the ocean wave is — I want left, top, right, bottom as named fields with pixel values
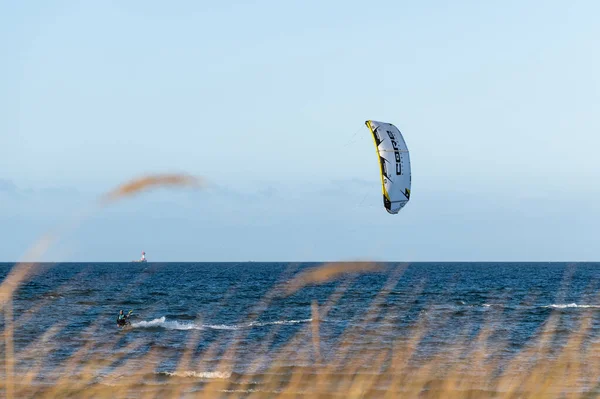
left=131, top=316, right=312, bottom=331
left=247, top=319, right=313, bottom=328
left=543, top=303, right=600, bottom=309
left=429, top=302, right=600, bottom=311
left=157, top=370, right=232, bottom=379
left=219, top=389, right=263, bottom=394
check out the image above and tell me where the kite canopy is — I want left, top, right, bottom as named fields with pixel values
left=365, top=120, right=411, bottom=214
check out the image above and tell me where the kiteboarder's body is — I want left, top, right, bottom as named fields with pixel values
left=117, top=310, right=131, bottom=327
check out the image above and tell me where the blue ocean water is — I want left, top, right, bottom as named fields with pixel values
left=1, top=262, right=600, bottom=393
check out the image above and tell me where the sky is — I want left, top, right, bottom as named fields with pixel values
left=1, top=1, right=599, bottom=262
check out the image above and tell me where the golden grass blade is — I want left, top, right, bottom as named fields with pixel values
left=311, top=300, right=321, bottom=364
left=4, top=296, right=14, bottom=399
left=0, top=235, right=56, bottom=311
left=283, top=262, right=383, bottom=296
left=99, top=173, right=202, bottom=204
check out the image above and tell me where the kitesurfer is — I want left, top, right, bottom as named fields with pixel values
left=117, top=310, right=130, bottom=327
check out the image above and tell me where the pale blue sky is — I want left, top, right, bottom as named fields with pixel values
left=1, top=1, right=599, bottom=261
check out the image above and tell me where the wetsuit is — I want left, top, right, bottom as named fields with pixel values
left=117, top=313, right=128, bottom=326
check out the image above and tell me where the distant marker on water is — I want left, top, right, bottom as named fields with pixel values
left=132, top=251, right=147, bottom=263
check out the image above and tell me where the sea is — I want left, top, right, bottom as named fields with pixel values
left=1, top=262, right=599, bottom=397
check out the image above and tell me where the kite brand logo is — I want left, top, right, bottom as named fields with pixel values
left=386, top=130, right=402, bottom=175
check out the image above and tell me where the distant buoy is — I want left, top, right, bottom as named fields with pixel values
left=132, top=251, right=148, bottom=263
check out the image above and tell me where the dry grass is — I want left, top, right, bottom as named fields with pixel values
left=1, top=174, right=599, bottom=398
left=99, top=173, right=202, bottom=205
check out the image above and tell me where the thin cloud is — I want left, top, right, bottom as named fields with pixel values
left=0, top=179, right=18, bottom=192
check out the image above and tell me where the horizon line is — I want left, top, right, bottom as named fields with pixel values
left=0, top=260, right=598, bottom=264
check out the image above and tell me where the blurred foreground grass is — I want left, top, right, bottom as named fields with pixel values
left=1, top=174, right=599, bottom=398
